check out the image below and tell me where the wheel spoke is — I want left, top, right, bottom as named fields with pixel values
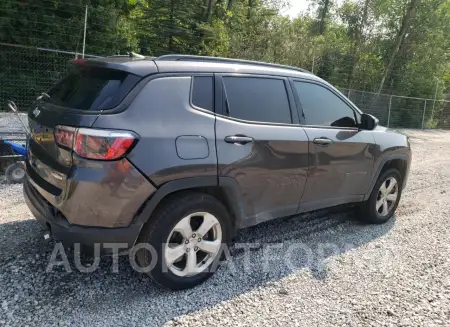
left=174, top=216, right=193, bottom=239
left=381, top=201, right=389, bottom=216
left=379, top=182, right=387, bottom=195
left=386, top=193, right=397, bottom=202
left=376, top=198, right=384, bottom=211
left=386, top=179, right=397, bottom=194
left=183, top=250, right=198, bottom=275
left=198, top=239, right=221, bottom=254
left=196, top=213, right=218, bottom=236
left=165, top=245, right=185, bottom=267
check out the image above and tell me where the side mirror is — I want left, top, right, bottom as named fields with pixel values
left=360, top=113, right=379, bottom=130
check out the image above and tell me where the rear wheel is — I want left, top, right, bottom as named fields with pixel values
left=136, top=192, right=232, bottom=290
left=5, top=162, right=25, bottom=184
left=360, top=169, right=402, bottom=224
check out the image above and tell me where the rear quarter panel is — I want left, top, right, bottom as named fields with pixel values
left=92, top=75, right=217, bottom=186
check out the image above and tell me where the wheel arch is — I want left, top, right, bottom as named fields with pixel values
left=364, top=153, right=410, bottom=201
left=134, top=176, right=245, bottom=233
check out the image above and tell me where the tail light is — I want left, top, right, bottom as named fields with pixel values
left=54, top=126, right=137, bottom=160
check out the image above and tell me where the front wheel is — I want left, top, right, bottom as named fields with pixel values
left=359, top=169, right=402, bottom=224
left=136, top=192, right=232, bottom=290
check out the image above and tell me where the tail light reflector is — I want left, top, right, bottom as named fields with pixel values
left=54, top=126, right=137, bottom=160
left=54, top=126, right=76, bottom=149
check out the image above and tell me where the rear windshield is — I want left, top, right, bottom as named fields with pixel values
left=44, top=66, right=140, bottom=110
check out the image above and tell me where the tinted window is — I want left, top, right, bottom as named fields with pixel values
left=293, top=82, right=357, bottom=127
left=45, top=66, right=140, bottom=110
left=192, top=76, right=214, bottom=111
left=223, top=77, right=291, bottom=124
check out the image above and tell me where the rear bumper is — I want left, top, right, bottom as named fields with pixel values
left=24, top=177, right=143, bottom=251
left=25, top=153, right=155, bottom=228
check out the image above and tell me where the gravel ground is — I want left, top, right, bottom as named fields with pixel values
left=0, top=112, right=28, bottom=137
left=1, top=129, right=450, bottom=327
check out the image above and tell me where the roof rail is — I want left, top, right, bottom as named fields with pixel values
left=155, top=54, right=311, bottom=74
left=106, top=53, right=154, bottom=59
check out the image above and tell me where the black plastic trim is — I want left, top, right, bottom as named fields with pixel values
left=363, top=153, right=409, bottom=200
left=133, top=176, right=246, bottom=231
left=134, top=176, right=218, bottom=225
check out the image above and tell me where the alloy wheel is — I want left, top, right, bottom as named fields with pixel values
left=376, top=177, right=399, bottom=216
left=164, top=212, right=222, bottom=277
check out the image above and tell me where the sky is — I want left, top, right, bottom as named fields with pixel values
left=282, top=0, right=347, bottom=19
left=283, top=0, right=313, bottom=18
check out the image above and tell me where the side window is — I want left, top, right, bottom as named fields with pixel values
left=293, top=81, right=357, bottom=128
left=192, top=76, right=214, bottom=111
left=223, top=77, right=292, bottom=124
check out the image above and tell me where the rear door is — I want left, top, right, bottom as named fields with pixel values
left=291, top=79, right=377, bottom=211
left=27, top=63, right=141, bottom=191
left=215, top=74, right=309, bottom=226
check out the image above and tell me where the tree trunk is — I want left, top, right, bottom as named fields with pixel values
left=347, top=0, right=370, bottom=88
left=203, top=0, right=209, bottom=19
left=248, top=0, right=254, bottom=20
left=376, top=0, right=417, bottom=94
left=226, top=0, right=234, bottom=12
left=318, top=0, right=330, bottom=35
left=206, top=0, right=216, bottom=23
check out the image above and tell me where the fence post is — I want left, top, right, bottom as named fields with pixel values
left=421, top=100, right=427, bottom=129
left=431, top=78, right=439, bottom=119
left=387, top=95, right=392, bottom=128
left=82, top=5, right=88, bottom=58
left=347, top=89, right=351, bottom=99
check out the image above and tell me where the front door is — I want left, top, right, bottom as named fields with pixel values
left=215, top=75, right=309, bottom=226
left=291, top=79, right=377, bottom=211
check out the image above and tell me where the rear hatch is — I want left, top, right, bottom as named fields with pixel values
left=27, top=60, right=147, bottom=193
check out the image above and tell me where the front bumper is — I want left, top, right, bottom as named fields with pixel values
left=24, top=178, right=143, bottom=251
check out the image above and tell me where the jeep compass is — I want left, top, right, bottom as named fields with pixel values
left=23, top=54, right=411, bottom=289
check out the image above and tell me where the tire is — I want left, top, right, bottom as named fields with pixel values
left=359, top=168, right=402, bottom=224
left=5, top=162, right=26, bottom=184
left=135, top=192, right=232, bottom=290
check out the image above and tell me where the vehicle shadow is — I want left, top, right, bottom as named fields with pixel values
left=0, top=206, right=394, bottom=325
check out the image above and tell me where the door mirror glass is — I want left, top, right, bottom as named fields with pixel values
left=360, top=113, right=379, bottom=130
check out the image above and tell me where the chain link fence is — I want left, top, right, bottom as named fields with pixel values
left=0, top=42, right=449, bottom=130
left=0, top=43, right=100, bottom=111
left=342, top=89, right=450, bottom=129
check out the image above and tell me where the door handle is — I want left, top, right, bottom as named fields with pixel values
left=313, top=137, right=334, bottom=146
left=224, top=135, right=254, bottom=145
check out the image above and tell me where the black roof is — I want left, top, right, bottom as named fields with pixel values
left=85, top=54, right=319, bottom=81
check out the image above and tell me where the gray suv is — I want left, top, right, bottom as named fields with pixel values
left=23, top=55, right=411, bottom=289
